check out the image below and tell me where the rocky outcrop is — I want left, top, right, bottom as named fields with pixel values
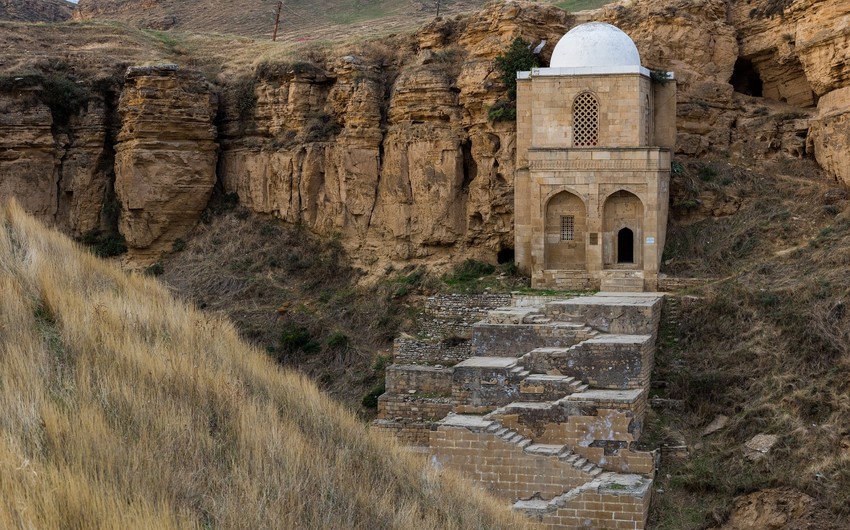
left=114, top=65, right=218, bottom=259
left=4, top=0, right=850, bottom=266
left=218, top=2, right=569, bottom=268
left=809, top=87, right=850, bottom=185
left=0, top=79, right=112, bottom=235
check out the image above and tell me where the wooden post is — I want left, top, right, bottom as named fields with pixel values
left=436, top=0, right=441, bottom=17
left=272, top=1, right=282, bottom=41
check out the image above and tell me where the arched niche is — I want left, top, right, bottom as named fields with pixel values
left=602, top=190, right=643, bottom=268
left=544, top=190, right=587, bottom=270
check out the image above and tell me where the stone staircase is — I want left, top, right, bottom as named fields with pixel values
left=372, top=291, right=665, bottom=529
left=600, top=270, right=646, bottom=292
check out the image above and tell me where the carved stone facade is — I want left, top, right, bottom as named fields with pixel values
left=514, top=23, right=677, bottom=291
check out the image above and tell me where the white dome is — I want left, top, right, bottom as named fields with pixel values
left=550, top=22, right=641, bottom=69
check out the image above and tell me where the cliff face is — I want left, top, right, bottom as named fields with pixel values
left=115, top=66, right=218, bottom=259
left=0, top=80, right=114, bottom=237
left=3, top=0, right=850, bottom=267
left=218, top=2, right=570, bottom=266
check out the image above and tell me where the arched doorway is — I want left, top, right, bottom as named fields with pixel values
left=602, top=190, right=643, bottom=269
left=617, top=227, right=634, bottom=263
left=544, top=191, right=586, bottom=270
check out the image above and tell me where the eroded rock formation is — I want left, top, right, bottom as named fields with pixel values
left=0, top=80, right=113, bottom=236
left=115, top=65, right=218, bottom=259
left=3, top=0, right=850, bottom=266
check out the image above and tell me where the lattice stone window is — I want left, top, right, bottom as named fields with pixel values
left=572, top=92, right=599, bottom=147
left=560, top=215, right=575, bottom=241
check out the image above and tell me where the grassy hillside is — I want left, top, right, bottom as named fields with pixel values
left=0, top=0, right=73, bottom=22
left=0, top=199, right=531, bottom=529
left=647, top=157, right=850, bottom=528
left=73, top=0, right=613, bottom=40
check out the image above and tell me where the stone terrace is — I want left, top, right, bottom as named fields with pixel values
left=372, top=292, right=665, bottom=529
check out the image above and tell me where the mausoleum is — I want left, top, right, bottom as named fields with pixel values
left=514, top=22, right=676, bottom=291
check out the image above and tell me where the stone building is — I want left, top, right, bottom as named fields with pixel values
left=514, top=23, right=676, bottom=292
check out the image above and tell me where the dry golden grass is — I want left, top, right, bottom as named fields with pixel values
left=0, top=199, right=533, bottom=529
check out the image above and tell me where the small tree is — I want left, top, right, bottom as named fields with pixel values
left=495, top=37, right=539, bottom=99
left=490, top=37, right=539, bottom=121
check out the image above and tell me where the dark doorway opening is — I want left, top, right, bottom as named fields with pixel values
left=617, top=228, right=634, bottom=264
left=497, top=247, right=515, bottom=264
left=730, top=57, right=763, bottom=97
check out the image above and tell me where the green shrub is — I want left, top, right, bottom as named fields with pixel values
left=279, top=324, right=321, bottom=355
left=445, top=259, right=496, bottom=284
left=79, top=230, right=128, bottom=258
left=361, top=381, right=385, bottom=409
left=326, top=331, right=349, bottom=349
left=171, top=239, right=186, bottom=252
left=232, top=75, right=257, bottom=119
left=494, top=37, right=538, bottom=100
left=488, top=37, right=538, bottom=123
left=145, top=263, right=164, bottom=276
left=488, top=100, right=516, bottom=122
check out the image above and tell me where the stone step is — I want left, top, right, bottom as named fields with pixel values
left=524, top=443, right=565, bottom=456
left=454, top=356, right=518, bottom=369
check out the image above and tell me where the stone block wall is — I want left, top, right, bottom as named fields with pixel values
left=377, top=396, right=453, bottom=421
left=452, top=361, right=522, bottom=413
left=385, top=364, right=452, bottom=395
left=392, top=336, right=471, bottom=365
left=535, top=480, right=652, bottom=530
left=371, top=419, right=433, bottom=446
left=472, top=322, right=594, bottom=357
left=546, top=294, right=663, bottom=336
left=430, top=424, right=598, bottom=501
left=416, top=293, right=512, bottom=339
left=522, top=335, right=654, bottom=390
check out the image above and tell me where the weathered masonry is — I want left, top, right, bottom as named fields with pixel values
left=373, top=291, right=664, bottom=529
left=514, top=23, right=677, bottom=292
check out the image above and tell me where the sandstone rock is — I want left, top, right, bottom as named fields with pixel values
left=701, top=414, right=729, bottom=436
left=0, top=89, right=60, bottom=225
left=0, top=81, right=111, bottom=235
left=809, top=86, right=850, bottom=185
left=744, top=433, right=779, bottom=460
left=720, top=488, right=824, bottom=530
left=114, top=66, right=217, bottom=259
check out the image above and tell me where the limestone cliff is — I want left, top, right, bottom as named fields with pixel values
left=0, top=76, right=115, bottom=236
left=3, top=0, right=850, bottom=267
left=217, top=2, right=570, bottom=267
left=115, top=65, right=218, bottom=259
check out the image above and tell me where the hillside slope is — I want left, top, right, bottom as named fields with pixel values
left=0, top=199, right=531, bottom=529
left=0, top=0, right=73, bottom=22
left=73, top=0, right=492, bottom=39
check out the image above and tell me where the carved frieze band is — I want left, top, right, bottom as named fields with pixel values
left=529, top=160, right=665, bottom=171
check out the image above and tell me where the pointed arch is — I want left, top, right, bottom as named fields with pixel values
left=544, top=190, right=587, bottom=270
left=602, top=190, right=643, bottom=268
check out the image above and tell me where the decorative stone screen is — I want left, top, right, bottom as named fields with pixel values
left=572, top=92, right=599, bottom=147
left=560, top=215, right=575, bottom=241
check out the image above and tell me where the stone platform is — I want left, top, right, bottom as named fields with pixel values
left=372, top=292, right=664, bottom=529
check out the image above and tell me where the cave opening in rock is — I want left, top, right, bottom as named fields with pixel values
left=497, top=247, right=514, bottom=264
left=730, top=57, right=764, bottom=97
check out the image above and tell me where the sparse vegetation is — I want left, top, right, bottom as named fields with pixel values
left=442, top=259, right=528, bottom=293
left=0, top=199, right=533, bottom=529
left=489, top=37, right=538, bottom=122
left=78, top=229, right=128, bottom=258
left=651, top=156, right=850, bottom=527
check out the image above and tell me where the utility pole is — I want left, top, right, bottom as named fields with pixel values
left=272, top=1, right=282, bottom=41
left=436, top=0, right=441, bottom=17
